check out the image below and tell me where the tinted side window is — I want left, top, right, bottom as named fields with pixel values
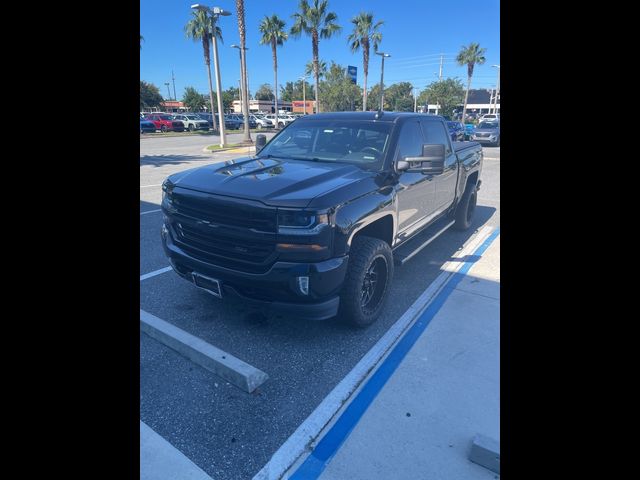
left=396, top=121, right=424, bottom=159
left=420, top=120, right=451, bottom=151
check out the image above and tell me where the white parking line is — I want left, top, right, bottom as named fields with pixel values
left=140, top=266, right=172, bottom=281
left=140, top=310, right=269, bottom=393
left=140, top=184, right=162, bottom=188
left=253, top=225, right=494, bottom=480
left=140, top=209, right=162, bottom=216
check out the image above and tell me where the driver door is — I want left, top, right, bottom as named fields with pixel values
left=394, top=120, right=438, bottom=240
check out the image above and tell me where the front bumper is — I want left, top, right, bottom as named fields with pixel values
left=162, top=228, right=348, bottom=321
left=472, top=137, right=496, bottom=143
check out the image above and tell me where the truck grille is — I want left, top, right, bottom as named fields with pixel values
left=168, top=189, right=278, bottom=273
left=476, top=133, right=490, bottom=137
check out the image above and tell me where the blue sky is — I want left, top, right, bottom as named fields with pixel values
left=140, top=0, right=499, bottom=99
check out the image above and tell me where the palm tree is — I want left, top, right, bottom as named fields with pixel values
left=347, top=12, right=383, bottom=111
left=185, top=11, right=223, bottom=131
left=291, top=0, right=341, bottom=113
left=259, top=15, right=288, bottom=128
left=456, top=42, right=486, bottom=124
left=305, top=59, right=327, bottom=78
left=235, top=0, right=251, bottom=142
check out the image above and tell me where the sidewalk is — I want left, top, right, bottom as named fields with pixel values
left=291, top=233, right=500, bottom=479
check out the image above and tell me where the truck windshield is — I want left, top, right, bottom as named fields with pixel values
left=478, top=122, right=498, bottom=129
left=257, top=120, right=391, bottom=170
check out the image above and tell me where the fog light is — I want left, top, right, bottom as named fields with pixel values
left=297, top=276, right=309, bottom=295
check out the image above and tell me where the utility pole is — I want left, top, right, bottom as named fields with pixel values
left=439, top=54, right=443, bottom=80
left=164, top=82, right=171, bottom=101
left=171, top=70, right=177, bottom=101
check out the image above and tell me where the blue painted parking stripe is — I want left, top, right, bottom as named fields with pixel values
left=290, top=227, right=500, bottom=479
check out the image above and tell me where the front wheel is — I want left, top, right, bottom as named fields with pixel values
left=454, top=183, right=477, bottom=231
left=339, top=236, right=394, bottom=328
left=160, top=125, right=168, bottom=133
left=188, top=124, right=195, bottom=132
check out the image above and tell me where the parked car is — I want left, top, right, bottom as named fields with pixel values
left=145, top=113, right=185, bottom=133
left=173, top=114, right=210, bottom=131
left=446, top=121, right=465, bottom=142
left=140, top=118, right=156, bottom=134
left=480, top=113, right=499, bottom=122
left=471, top=120, right=500, bottom=146
left=464, top=123, right=475, bottom=141
left=234, top=114, right=257, bottom=129
left=223, top=115, right=242, bottom=130
left=264, top=113, right=296, bottom=128
left=160, top=112, right=483, bottom=327
left=251, top=114, right=274, bottom=129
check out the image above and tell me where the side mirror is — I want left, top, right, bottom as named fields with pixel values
left=397, top=144, right=445, bottom=175
left=255, top=134, right=267, bottom=154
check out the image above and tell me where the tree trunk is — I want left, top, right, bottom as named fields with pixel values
left=236, top=0, right=251, bottom=142
left=461, top=75, right=471, bottom=123
left=272, top=40, right=278, bottom=128
left=362, top=40, right=369, bottom=111
left=203, top=35, right=217, bottom=131
left=312, top=29, right=320, bottom=113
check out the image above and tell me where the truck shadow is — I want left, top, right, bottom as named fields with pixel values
left=140, top=154, right=215, bottom=168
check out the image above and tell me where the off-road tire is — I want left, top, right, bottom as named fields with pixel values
left=454, top=183, right=477, bottom=231
left=339, top=236, right=394, bottom=328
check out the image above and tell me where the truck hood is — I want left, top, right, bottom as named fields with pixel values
left=167, top=156, right=375, bottom=208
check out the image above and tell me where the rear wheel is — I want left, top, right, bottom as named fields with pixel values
left=188, top=124, right=195, bottom=132
left=160, top=125, right=167, bottom=133
left=454, top=183, right=477, bottom=231
left=339, top=236, right=394, bottom=328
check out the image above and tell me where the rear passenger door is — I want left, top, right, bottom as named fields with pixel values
left=420, top=118, right=458, bottom=211
left=394, top=120, right=438, bottom=240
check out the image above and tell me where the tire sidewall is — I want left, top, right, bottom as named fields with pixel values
left=454, top=183, right=477, bottom=231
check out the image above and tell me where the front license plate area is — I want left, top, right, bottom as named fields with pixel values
left=192, top=272, right=222, bottom=298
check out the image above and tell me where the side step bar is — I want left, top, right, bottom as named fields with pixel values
left=393, top=219, right=455, bottom=266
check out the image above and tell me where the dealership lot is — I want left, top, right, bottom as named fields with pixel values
left=140, top=135, right=500, bottom=479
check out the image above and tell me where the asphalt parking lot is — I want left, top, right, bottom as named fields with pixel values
left=140, top=135, right=500, bottom=479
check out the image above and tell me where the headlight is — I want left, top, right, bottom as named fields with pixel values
left=162, top=180, right=174, bottom=205
left=277, top=210, right=329, bottom=235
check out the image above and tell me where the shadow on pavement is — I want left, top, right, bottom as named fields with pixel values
left=140, top=154, right=213, bottom=168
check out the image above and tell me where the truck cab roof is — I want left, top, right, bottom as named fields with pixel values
left=299, top=111, right=447, bottom=124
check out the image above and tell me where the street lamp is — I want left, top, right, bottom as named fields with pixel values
left=492, top=64, right=500, bottom=115
left=164, top=82, right=171, bottom=101
left=191, top=4, right=231, bottom=147
left=231, top=44, right=251, bottom=126
left=376, top=52, right=390, bottom=111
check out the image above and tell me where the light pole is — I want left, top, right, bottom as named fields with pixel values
left=376, top=52, right=390, bottom=111
left=492, top=65, right=500, bottom=115
left=300, top=76, right=308, bottom=115
left=191, top=4, right=231, bottom=147
left=171, top=70, right=177, bottom=101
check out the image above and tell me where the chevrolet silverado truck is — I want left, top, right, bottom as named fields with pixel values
left=161, top=112, right=483, bottom=327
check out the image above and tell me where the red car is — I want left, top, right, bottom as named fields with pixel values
left=145, top=113, right=185, bottom=133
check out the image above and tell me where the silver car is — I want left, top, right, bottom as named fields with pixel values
left=250, top=114, right=274, bottom=129
left=471, top=120, right=500, bottom=146
left=173, top=114, right=210, bottom=131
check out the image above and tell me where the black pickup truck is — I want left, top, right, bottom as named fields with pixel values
left=161, top=112, right=483, bottom=327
